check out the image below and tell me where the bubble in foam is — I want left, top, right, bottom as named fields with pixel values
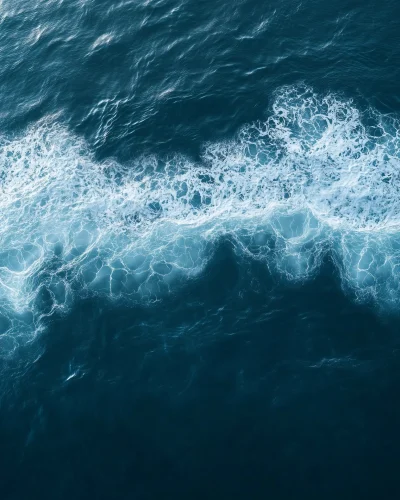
left=2, top=86, right=400, bottom=355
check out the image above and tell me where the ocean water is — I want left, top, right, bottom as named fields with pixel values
left=2, top=0, right=400, bottom=498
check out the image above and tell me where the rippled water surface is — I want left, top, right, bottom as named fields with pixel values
left=2, top=0, right=400, bottom=498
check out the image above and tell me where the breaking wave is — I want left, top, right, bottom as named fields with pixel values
left=1, top=85, right=400, bottom=354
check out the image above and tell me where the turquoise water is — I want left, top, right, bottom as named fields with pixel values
left=2, top=0, right=400, bottom=498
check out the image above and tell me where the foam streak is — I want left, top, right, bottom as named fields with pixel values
left=1, top=86, right=400, bottom=354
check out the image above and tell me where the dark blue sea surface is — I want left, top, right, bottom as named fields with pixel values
left=1, top=0, right=400, bottom=498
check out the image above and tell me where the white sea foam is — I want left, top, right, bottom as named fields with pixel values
left=1, top=85, right=400, bottom=354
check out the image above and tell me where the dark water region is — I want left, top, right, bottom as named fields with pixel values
left=2, top=249, right=400, bottom=499
left=1, top=0, right=400, bottom=161
left=2, top=0, right=400, bottom=498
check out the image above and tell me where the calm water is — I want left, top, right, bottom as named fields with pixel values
left=1, top=0, right=400, bottom=498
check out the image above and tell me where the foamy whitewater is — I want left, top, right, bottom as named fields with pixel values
left=1, top=86, right=400, bottom=354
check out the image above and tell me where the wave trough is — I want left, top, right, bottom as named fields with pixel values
left=1, top=85, right=400, bottom=354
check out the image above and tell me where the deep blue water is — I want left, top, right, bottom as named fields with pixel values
left=2, top=0, right=400, bottom=498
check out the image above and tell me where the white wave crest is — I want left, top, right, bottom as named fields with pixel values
left=1, top=85, right=400, bottom=354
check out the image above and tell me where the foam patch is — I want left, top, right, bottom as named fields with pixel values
left=1, top=85, right=400, bottom=355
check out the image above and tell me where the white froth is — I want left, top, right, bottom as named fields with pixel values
left=1, top=85, right=400, bottom=354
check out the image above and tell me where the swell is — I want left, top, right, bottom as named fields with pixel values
left=1, top=85, right=400, bottom=354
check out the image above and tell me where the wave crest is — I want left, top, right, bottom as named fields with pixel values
left=1, top=86, right=400, bottom=354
